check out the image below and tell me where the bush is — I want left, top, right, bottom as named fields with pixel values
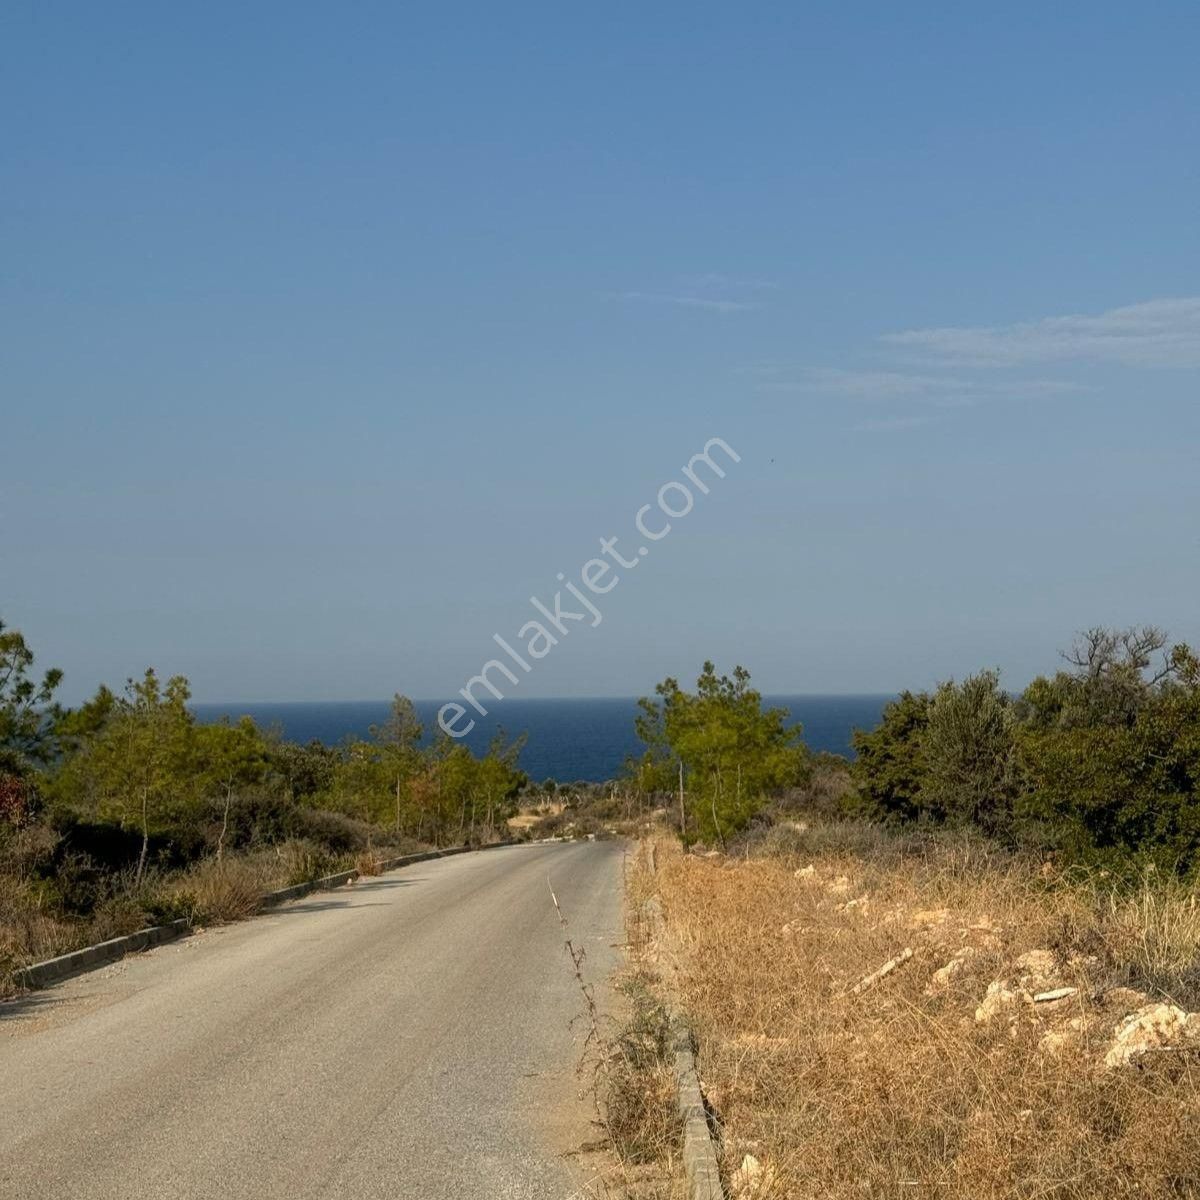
left=850, top=691, right=930, bottom=823
left=922, top=670, right=1022, bottom=838
left=601, top=977, right=680, bottom=1163
left=273, top=839, right=346, bottom=887
left=845, top=632, right=1200, bottom=873
left=167, top=857, right=266, bottom=924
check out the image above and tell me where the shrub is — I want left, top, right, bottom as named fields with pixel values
left=167, top=856, right=266, bottom=924
left=850, top=691, right=930, bottom=823
left=601, top=977, right=680, bottom=1163
left=922, top=670, right=1022, bottom=838
left=273, top=839, right=345, bottom=887
left=1018, top=684, right=1200, bottom=869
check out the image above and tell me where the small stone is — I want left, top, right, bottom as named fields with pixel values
left=1038, top=1031, right=1073, bottom=1058
left=975, top=980, right=1030, bottom=1025
left=852, top=947, right=914, bottom=994
left=910, top=908, right=950, bottom=928
left=1015, top=949, right=1057, bottom=980
left=1033, top=986, right=1078, bottom=1004
left=1104, top=1003, right=1199, bottom=1068
left=926, top=948, right=973, bottom=995
left=731, top=1153, right=776, bottom=1197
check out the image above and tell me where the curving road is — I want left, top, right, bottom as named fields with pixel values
left=0, top=841, right=625, bottom=1200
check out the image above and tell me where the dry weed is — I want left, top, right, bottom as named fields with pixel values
left=644, top=830, right=1200, bottom=1199
left=168, top=856, right=267, bottom=924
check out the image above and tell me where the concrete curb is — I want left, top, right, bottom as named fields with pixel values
left=672, top=1016, right=725, bottom=1200
left=13, top=919, right=191, bottom=991
left=14, top=840, right=522, bottom=993
left=259, top=842, right=518, bottom=908
left=643, top=892, right=726, bottom=1200
left=258, top=868, right=359, bottom=908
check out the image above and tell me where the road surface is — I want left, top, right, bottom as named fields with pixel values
left=0, top=841, right=626, bottom=1200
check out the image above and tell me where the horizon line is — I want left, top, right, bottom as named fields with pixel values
left=186, top=691, right=900, bottom=707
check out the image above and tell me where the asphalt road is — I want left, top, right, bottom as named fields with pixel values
left=0, top=841, right=626, bottom=1200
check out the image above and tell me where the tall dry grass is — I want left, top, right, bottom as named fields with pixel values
left=0, top=834, right=363, bottom=996
left=166, top=855, right=269, bottom=924
left=641, top=826, right=1200, bottom=1199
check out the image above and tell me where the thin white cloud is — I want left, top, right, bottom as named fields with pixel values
left=882, top=297, right=1200, bottom=368
left=616, top=272, right=776, bottom=314
left=759, top=367, right=1084, bottom=405
left=851, top=415, right=933, bottom=433
left=618, top=291, right=759, bottom=313
left=683, top=272, right=779, bottom=292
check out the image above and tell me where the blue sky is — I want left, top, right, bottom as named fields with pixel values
left=3, top=3, right=1198, bottom=704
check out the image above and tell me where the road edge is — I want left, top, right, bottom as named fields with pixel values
left=13, top=840, right=521, bottom=993
left=643, top=884, right=726, bottom=1200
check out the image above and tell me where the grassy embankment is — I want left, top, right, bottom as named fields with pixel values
left=632, top=812, right=1200, bottom=1199
left=0, top=807, right=429, bottom=998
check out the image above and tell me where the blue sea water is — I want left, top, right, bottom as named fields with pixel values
left=192, top=695, right=893, bottom=784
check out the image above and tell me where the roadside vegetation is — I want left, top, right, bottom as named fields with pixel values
left=0, top=618, right=525, bottom=995
left=613, top=629, right=1200, bottom=1198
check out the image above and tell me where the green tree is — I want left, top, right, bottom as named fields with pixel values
left=430, top=736, right=481, bottom=845
left=1018, top=635, right=1200, bottom=866
left=269, top=736, right=338, bottom=804
left=330, top=739, right=390, bottom=836
left=850, top=690, right=931, bottom=823
left=921, top=670, right=1021, bottom=837
left=369, top=694, right=424, bottom=834
left=52, top=670, right=197, bottom=885
left=195, top=717, right=269, bottom=859
left=0, top=619, right=64, bottom=776
left=636, top=662, right=806, bottom=845
left=1019, top=626, right=1179, bottom=731
left=475, top=728, right=527, bottom=838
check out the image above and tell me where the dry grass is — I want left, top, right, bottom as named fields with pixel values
left=166, top=855, right=269, bottom=924
left=354, top=850, right=384, bottom=877
left=550, top=865, right=685, bottom=1200
left=0, top=825, right=148, bottom=995
left=641, top=826, right=1200, bottom=1199
left=0, top=833, right=361, bottom=995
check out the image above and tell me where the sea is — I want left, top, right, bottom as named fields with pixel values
left=191, top=695, right=893, bottom=784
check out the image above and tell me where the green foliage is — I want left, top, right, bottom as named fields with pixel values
left=634, top=662, right=806, bottom=845
left=371, top=693, right=425, bottom=832
left=0, top=619, right=63, bottom=776
left=320, top=697, right=526, bottom=846
left=424, top=727, right=527, bottom=845
left=195, top=717, right=270, bottom=859
left=1018, top=626, right=1181, bottom=731
left=851, top=628, right=1200, bottom=872
left=922, top=670, right=1021, bottom=837
left=853, top=673, right=1025, bottom=839
left=269, top=736, right=338, bottom=802
left=850, top=690, right=931, bottom=823
left=50, top=670, right=198, bottom=883
left=1017, top=635, right=1200, bottom=868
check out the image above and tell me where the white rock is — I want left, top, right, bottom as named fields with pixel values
left=1015, top=949, right=1057, bottom=980
left=926, top=948, right=973, bottom=995
left=731, top=1153, right=776, bottom=1197
left=975, top=980, right=1030, bottom=1025
left=1104, top=1003, right=1199, bottom=1069
left=852, top=947, right=914, bottom=995
left=1033, top=987, right=1078, bottom=1004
